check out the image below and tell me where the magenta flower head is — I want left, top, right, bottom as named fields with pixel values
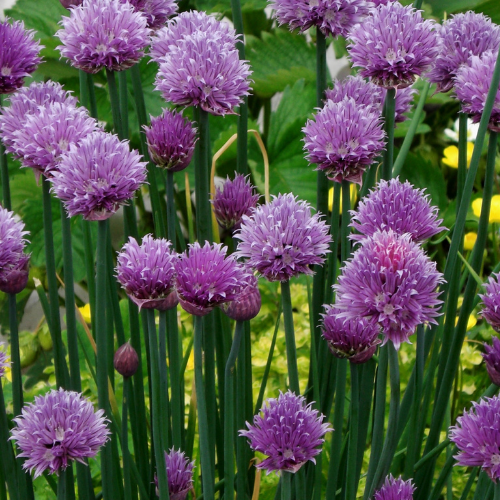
left=60, top=0, right=83, bottom=8
left=56, top=0, right=150, bottom=74
left=10, top=388, right=110, bottom=478
left=235, top=193, right=331, bottom=282
left=269, top=0, right=371, bottom=38
left=0, top=206, right=30, bottom=295
left=455, top=50, right=500, bottom=132
left=303, top=97, right=385, bottom=185
left=334, top=230, right=444, bottom=350
left=0, top=344, right=10, bottom=378
left=0, top=81, right=77, bottom=154
left=221, top=273, right=262, bottom=321
left=321, top=305, right=381, bottom=364
left=350, top=178, right=445, bottom=243
left=483, top=337, right=500, bottom=386
left=239, top=391, right=331, bottom=474
left=175, top=241, right=250, bottom=317
left=121, top=0, right=178, bottom=30
left=428, top=12, right=500, bottom=94
left=144, top=109, right=197, bottom=172
left=50, top=130, right=147, bottom=221
left=0, top=19, right=42, bottom=95
left=154, top=448, right=195, bottom=499
left=211, top=173, right=260, bottom=230
left=450, top=395, right=500, bottom=481
left=479, top=272, right=500, bottom=332
left=347, top=3, right=439, bottom=89
left=374, top=475, right=415, bottom=500
left=116, top=234, right=178, bottom=311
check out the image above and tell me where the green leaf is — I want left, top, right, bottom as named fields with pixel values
left=194, top=0, right=267, bottom=14
left=462, top=0, right=500, bottom=24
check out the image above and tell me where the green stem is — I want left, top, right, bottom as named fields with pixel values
left=167, top=303, right=182, bottom=448
left=456, top=113, right=468, bottom=211
left=382, top=89, right=396, bottom=180
left=281, top=472, right=292, bottom=500
left=341, top=180, right=351, bottom=262
left=0, top=95, right=11, bottom=209
left=158, top=310, right=172, bottom=451
left=346, top=363, right=360, bottom=500
left=106, top=69, right=124, bottom=139
left=118, top=71, right=129, bottom=139
left=494, top=481, right=500, bottom=500
left=316, top=29, right=327, bottom=107
left=122, top=378, right=133, bottom=500
left=8, top=293, right=23, bottom=417
left=166, top=170, right=176, bottom=245
left=281, top=280, right=300, bottom=393
left=428, top=447, right=456, bottom=500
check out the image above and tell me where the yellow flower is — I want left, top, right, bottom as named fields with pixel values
left=463, top=232, right=477, bottom=251
left=442, top=142, right=474, bottom=168
left=78, top=304, right=92, bottom=323
left=472, top=195, right=500, bottom=223
left=328, top=184, right=357, bottom=212
left=455, top=313, right=477, bottom=331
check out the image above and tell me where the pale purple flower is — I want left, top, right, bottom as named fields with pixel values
left=303, top=97, right=385, bottom=185
left=350, top=178, right=445, bottom=243
left=211, top=173, right=260, bottom=230
left=235, top=193, right=331, bottom=282
left=0, top=19, right=42, bottom=95
left=10, top=388, right=110, bottom=478
left=154, top=448, right=195, bottom=499
left=0, top=344, right=9, bottom=378
left=428, top=12, right=500, bottom=94
left=50, top=130, right=147, bottom=220
left=239, top=391, right=331, bottom=474
left=175, top=241, right=250, bottom=316
left=116, top=235, right=178, bottom=311
left=483, top=337, right=500, bottom=386
left=374, top=475, right=415, bottom=500
left=221, top=273, right=262, bottom=321
left=0, top=81, right=77, bottom=154
left=121, top=0, right=178, bottom=30
left=480, top=272, right=500, bottom=333
left=369, top=0, right=392, bottom=6
left=56, top=0, right=150, bottom=73
left=347, top=3, right=439, bottom=89
left=321, top=305, right=381, bottom=364
left=334, top=230, right=444, bottom=350
left=455, top=50, right=500, bottom=132
left=144, top=109, right=197, bottom=171
left=60, top=0, right=83, bottom=8
left=0, top=206, right=30, bottom=295
left=450, top=395, right=500, bottom=481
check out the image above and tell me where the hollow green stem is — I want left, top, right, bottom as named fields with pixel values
left=122, top=377, right=133, bottom=500
left=341, top=180, right=351, bottom=262
left=8, top=293, right=23, bottom=417
left=281, top=280, right=300, bottom=393
left=456, top=113, right=468, bottom=211
left=382, top=89, right=396, bottom=180
left=166, top=170, right=176, bottom=245
left=118, top=71, right=129, bottom=139
left=158, top=310, right=172, bottom=451
left=0, top=96, right=11, bottom=209
left=106, top=69, right=124, bottom=139
left=281, top=472, right=292, bottom=500
left=495, top=481, right=500, bottom=500
left=346, top=362, right=360, bottom=500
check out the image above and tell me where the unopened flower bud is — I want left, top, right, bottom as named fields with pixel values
left=114, top=342, right=139, bottom=378
left=222, top=275, right=261, bottom=321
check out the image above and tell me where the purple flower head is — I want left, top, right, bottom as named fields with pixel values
left=303, top=97, right=385, bottom=185
left=0, top=344, right=10, bottom=378
left=483, top=337, right=500, bottom=386
left=0, top=206, right=30, bottom=294
left=239, top=391, right=332, bottom=474
left=120, top=0, right=178, bottom=30
left=60, top=0, right=83, bottom=8
left=221, top=273, right=262, bottom=321
left=235, top=193, right=331, bottom=282
left=450, top=395, right=500, bottom=481
left=116, top=234, right=178, bottom=311
left=374, top=475, right=415, bottom=500
left=175, top=241, right=250, bottom=316
left=428, top=12, right=500, bottom=94
left=455, top=50, right=500, bottom=132
left=334, top=230, right=444, bottom=350
left=11, top=102, right=97, bottom=181
left=50, top=130, right=147, bottom=221
left=154, top=448, right=195, bottom=499
left=347, top=3, right=439, bottom=89
left=56, top=0, right=150, bottom=73
left=0, top=19, right=42, bottom=95
left=269, top=0, right=371, bottom=38
left=0, top=81, right=77, bottom=154
left=211, top=173, right=260, bottom=230
left=10, top=388, right=110, bottom=478
left=370, top=0, right=392, bottom=6
left=349, top=178, right=445, bottom=243
left=144, top=109, right=197, bottom=171
left=321, top=305, right=381, bottom=364
left=480, top=272, right=500, bottom=333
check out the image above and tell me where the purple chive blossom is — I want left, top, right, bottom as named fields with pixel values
left=235, top=193, right=331, bottom=283
left=480, top=272, right=500, bottom=332
left=370, top=0, right=392, bottom=6
left=269, top=0, right=371, bottom=38
left=0, top=206, right=30, bottom=295
left=428, top=12, right=500, bottom=94
left=349, top=178, right=445, bottom=243
left=455, top=50, right=500, bottom=132
left=0, top=81, right=77, bottom=154
left=321, top=305, right=381, bottom=364
left=144, top=109, right=197, bottom=171
left=0, top=19, right=42, bottom=95
left=60, top=0, right=83, bottom=8
left=175, top=241, right=250, bottom=317
left=10, top=388, right=110, bottom=478
left=116, top=235, right=178, bottom=311
left=211, top=173, right=260, bottom=230
left=483, top=338, right=500, bottom=386
left=239, top=391, right=332, bottom=474
left=334, top=230, right=444, bottom=350
left=221, top=273, right=262, bottom=321
left=303, top=97, right=385, bottom=185
left=154, top=448, right=195, bottom=499
left=0, top=344, right=10, bottom=378
left=374, top=475, right=415, bottom=500
left=50, top=130, right=147, bottom=221
left=347, top=3, right=439, bottom=89
left=450, top=395, right=500, bottom=481
left=120, top=0, right=178, bottom=30
left=56, top=0, right=150, bottom=74
left=12, top=102, right=97, bottom=181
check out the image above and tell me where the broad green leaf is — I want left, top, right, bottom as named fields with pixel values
left=194, top=0, right=267, bottom=14
left=463, top=0, right=500, bottom=24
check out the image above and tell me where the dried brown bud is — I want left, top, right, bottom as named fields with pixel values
left=114, top=342, right=139, bottom=378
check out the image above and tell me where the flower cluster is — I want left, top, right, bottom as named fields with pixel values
left=483, top=337, right=500, bottom=386
left=374, top=475, right=415, bottom=500
left=154, top=449, right=195, bottom=500
left=121, top=0, right=178, bottom=30
left=480, top=272, right=500, bottom=332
